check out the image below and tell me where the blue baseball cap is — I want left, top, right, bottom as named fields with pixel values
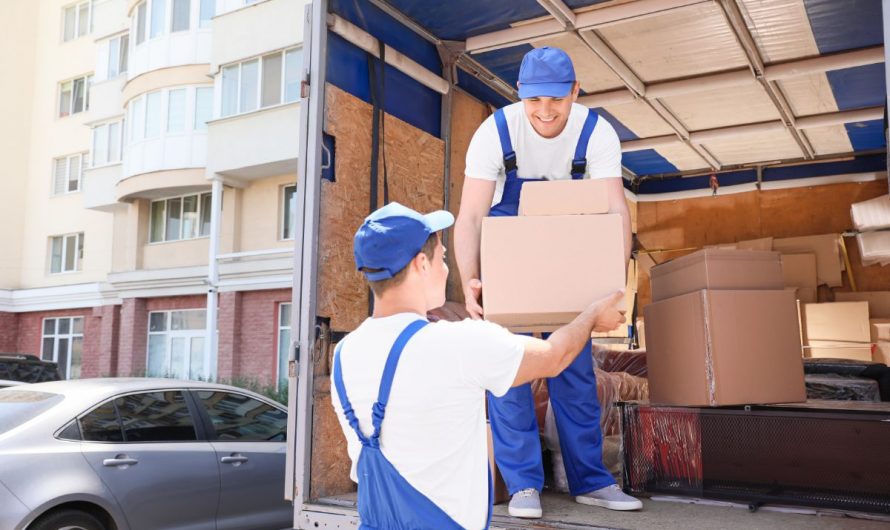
left=518, top=47, right=576, bottom=99
left=354, top=202, right=454, bottom=281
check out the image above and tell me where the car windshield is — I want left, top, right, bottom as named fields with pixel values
left=0, top=389, right=63, bottom=435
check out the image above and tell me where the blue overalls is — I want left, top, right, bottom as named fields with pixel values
left=487, top=107, right=616, bottom=496
left=333, top=319, right=493, bottom=530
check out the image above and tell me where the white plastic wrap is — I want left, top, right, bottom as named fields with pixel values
left=852, top=195, right=890, bottom=232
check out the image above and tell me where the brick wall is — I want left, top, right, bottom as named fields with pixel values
left=0, top=312, right=19, bottom=352
left=236, top=289, right=292, bottom=386
left=14, top=308, right=102, bottom=378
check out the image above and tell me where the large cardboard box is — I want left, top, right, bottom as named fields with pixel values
left=781, top=254, right=818, bottom=289
left=481, top=214, right=625, bottom=331
left=834, top=291, right=890, bottom=318
left=874, top=342, right=890, bottom=365
left=643, top=289, right=806, bottom=406
left=800, top=302, right=870, bottom=343
left=517, top=179, right=609, bottom=216
left=806, top=340, right=874, bottom=361
left=869, top=319, right=890, bottom=365
left=772, top=234, right=843, bottom=287
left=650, top=249, right=784, bottom=303
left=851, top=194, right=890, bottom=232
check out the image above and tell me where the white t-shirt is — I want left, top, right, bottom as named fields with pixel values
left=465, top=102, right=622, bottom=205
left=331, top=313, right=524, bottom=530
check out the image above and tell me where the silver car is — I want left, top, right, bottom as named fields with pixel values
left=0, top=378, right=292, bottom=530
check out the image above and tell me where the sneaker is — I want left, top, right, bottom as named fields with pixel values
left=575, top=484, right=643, bottom=511
left=508, top=488, right=543, bottom=518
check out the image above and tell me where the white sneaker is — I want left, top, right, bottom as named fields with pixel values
left=508, top=488, right=543, bottom=518
left=575, top=484, right=643, bottom=511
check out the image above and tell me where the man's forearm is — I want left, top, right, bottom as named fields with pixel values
left=454, top=215, right=482, bottom=287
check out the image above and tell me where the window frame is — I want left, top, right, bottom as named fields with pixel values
left=276, top=303, right=292, bottom=390
left=91, top=121, right=124, bottom=168
left=58, top=74, right=93, bottom=118
left=62, top=0, right=92, bottom=42
left=76, top=389, right=207, bottom=444
left=219, top=46, right=302, bottom=119
left=41, top=316, right=84, bottom=380
left=146, top=309, right=209, bottom=380
left=107, top=33, right=130, bottom=79
left=52, top=152, right=87, bottom=195
left=149, top=191, right=213, bottom=243
left=280, top=184, right=296, bottom=241
left=49, top=232, right=84, bottom=274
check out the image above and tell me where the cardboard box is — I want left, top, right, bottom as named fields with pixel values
left=737, top=237, right=773, bottom=251
left=643, top=289, right=806, bottom=406
left=773, top=234, right=843, bottom=287
left=874, top=342, right=890, bottom=365
left=834, top=291, right=890, bottom=318
left=650, top=249, right=784, bottom=303
left=487, top=423, right=509, bottom=505
left=800, top=302, right=870, bottom=343
left=517, top=179, right=609, bottom=216
left=781, top=253, right=818, bottom=289
left=481, top=214, right=625, bottom=331
left=786, top=286, right=817, bottom=304
left=851, top=194, right=890, bottom=232
left=870, top=319, right=890, bottom=342
left=805, top=340, right=873, bottom=362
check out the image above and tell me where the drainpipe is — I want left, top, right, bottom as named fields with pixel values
left=205, top=176, right=223, bottom=380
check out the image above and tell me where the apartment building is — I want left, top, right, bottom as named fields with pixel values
left=0, top=0, right=306, bottom=389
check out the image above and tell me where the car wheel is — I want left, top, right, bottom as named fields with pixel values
left=29, top=509, right=107, bottom=530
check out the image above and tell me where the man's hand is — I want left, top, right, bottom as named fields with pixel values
left=592, top=291, right=626, bottom=332
left=463, top=279, right=484, bottom=319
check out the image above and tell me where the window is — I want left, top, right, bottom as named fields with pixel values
left=108, top=34, right=129, bottom=78
left=53, top=153, right=86, bottom=194
left=41, top=317, right=84, bottom=379
left=80, top=401, right=124, bottom=442
left=145, top=91, right=161, bottom=138
left=149, top=192, right=212, bottom=243
left=147, top=310, right=207, bottom=379
left=220, top=47, right=301, bottom=118
left=167, top=88, right=186, bottom=133
left=172, top=0, right=190, bottom=32
left=277, top=303, right=291, bottom=390
left=50, top=233, right=84, bottom=274
left=129, top=86, right=211, bottom=141
left=62, top=1, right=91, bottom=42
left=195, top=391, right=287, bottom=441
left=199, top=0, right=214, bottom=28
left=150, top=0, right=166, bottom=39
left=281, top=185, right=296, bottom=240
left=58, top=75, right=92, bottom=118
left=92, top=122, right=123, bottom=166
left=136, top=1, right=147, bottom=44
left=130, top=96, right=145, bottom=141
left=116, top=391, right=197, bottom=441
left=194, top=86, right=213, bottom=130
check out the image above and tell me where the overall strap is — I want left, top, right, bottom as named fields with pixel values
left=571, top=109, right=600, bottom=180
left=370, top=319, right=429, bottom=446
left=494, top=108, right=518, bottom=179
left=332, top=341, right=370, bottom=446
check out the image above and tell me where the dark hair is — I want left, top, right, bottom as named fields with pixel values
left=367, top=233, right=438, bottom=297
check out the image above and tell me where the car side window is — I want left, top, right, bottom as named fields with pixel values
left=80, top=401, right=124, bottom=442
left=115, top=391, right=198, bottom=442
left=196, top=391, right=287, bottom=442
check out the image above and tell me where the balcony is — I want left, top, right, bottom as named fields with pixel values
left=87, top=75, right=125, bottom=123
left=92, top=0, right=128, bottom=40
left=83, top=164, right=122, bottom=211
left=211, top=0, right=305, bottom=72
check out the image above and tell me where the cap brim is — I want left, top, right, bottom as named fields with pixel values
left=518, top=81, right=574, bottom=99
left=423, top=210, right=455, bottom=232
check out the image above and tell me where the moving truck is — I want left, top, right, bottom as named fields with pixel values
left=285, top=0, right=888, bottom=527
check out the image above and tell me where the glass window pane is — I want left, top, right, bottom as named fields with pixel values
left=221, top=65, right=238, bottom=117
left=196, top=391, right=287, bottom=442
left=150, top=200, right=166, bottom=242
left=42, top=338, right=56, bottom=361
left=72, top=78, right=85, bottom=114
left=58, top=338, right=70, bottom=379
left=145, top=92, right=161, bottom=138
left=119, top=35, right=129, bottom=73
left=51, top=237, right=63, bottom=273
left=70, top=337, right=83, bottom=379
left=93, top=125, right=109, bottom=166
left=77, top=2, right=89, bottom=37
left=85, top=75, right=92, bottom=111
left=108, top=38, right=120, bottom=78
left=43, top=319, right=56, bottom=335
left=171, top=310, right=205, bottom=330
left=284, top=48, right=302, bottom=103
left=280, top=303, right=291, bottom=327
left=54, top=158, right=68, bottom=195
left=194, top=87, right=212, bottom=130
left=59, top=318, right=71, bottom=335
left=116, top=391, right=197, bottom=441
left=59, top=82, right=72, bottom=117
left=167, top=88, right=186, bottom=133
left=150, top=0, right=166, bottom=38
left=171, top=0, right=190, bottom=32
left=149, top=312, right=167, bottom=332
left=136, top=2, right=147, bottom=44
left=261, top=53, right=282, bottom=108
left=170, top=337, right=186, bottom=379
left=80, top=401, right=124, bottom=442
left=147, top=335, right=167, bottom=376
left=181, top=194, right=198, bottom=239
left=200, top=192, right=212, bottom=236
left=278, top=328, right=290, bottom=389
left=64, top=6, right=77, bottom=41
left=199, top=0, right=214, bottom=28
left=64, top=235, right=77, bottom=271
left=239, top=60, right=259, bottom=113
left=72, top=317, right=84, bottom=334
left=131, top=97, right=144, bottom=141
left=189, top=337, right=205, bottom=380
left=282, top=185, right=296, bottom=239
left=165, top=197, right=182, bottom=241
left=108, top=122, right=121, bottom=162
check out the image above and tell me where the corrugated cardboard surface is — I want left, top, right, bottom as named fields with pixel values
left=874, top=342, right=890, bottom=365
left=518, top=179, right=609, bottom=216
left=481, top=214, right=625, bottom=331
left=800, top=302, right=870, bottom=343
left=772, top=234, right=843, bottom=287
left=786, top=286, right=817, bottom=304
left=650, top=249, right=783, bottom=302
left=834, top=291, right=890, bottom=318
left=644, top=289, right=806, bottom=406
left=870, top=319, right=890, bottom=342
left=806, top=340, right=874, bottom=362
left=781, top=253, right=818, bottom=289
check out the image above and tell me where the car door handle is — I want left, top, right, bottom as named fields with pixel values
left=220, top=455, right=249, bottom=465
left=103, top=457, right=138, bottom=467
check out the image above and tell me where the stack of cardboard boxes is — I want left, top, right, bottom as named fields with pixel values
left=643, top=249, right=807, bottom=406
left=480, top=179, right=626, bottom=332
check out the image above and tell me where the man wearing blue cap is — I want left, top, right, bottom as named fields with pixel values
left=454, top=47, right=640, bottom=517
left=331, top=202, right=626, bottom=529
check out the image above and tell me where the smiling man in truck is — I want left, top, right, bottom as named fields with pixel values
left=330, top=201, right=625, bottom=529
left=454, top=46, right=640, bottom=518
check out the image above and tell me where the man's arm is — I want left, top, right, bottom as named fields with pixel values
left=511, top=291, right=625, bottom=387
left=605, top=176, right=632, bottom=266
left=454, top=177, right=496, bottom=319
